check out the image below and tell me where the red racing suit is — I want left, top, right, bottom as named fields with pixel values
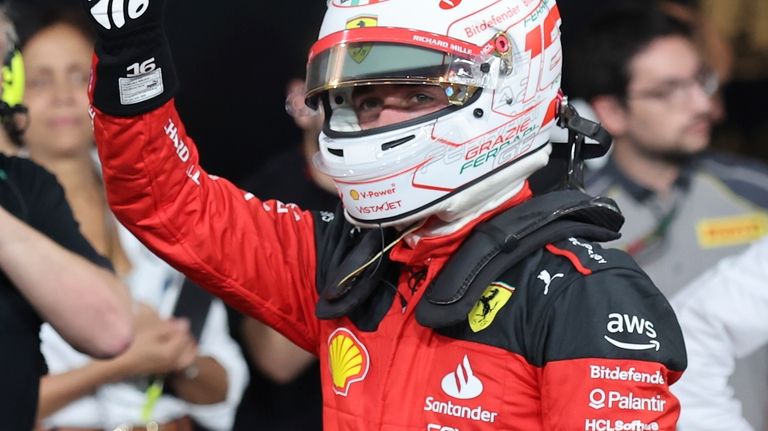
left=91, top=100, right=686, bottom=430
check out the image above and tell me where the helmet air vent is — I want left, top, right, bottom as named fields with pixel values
left=381, top=135, right=415, bottom=151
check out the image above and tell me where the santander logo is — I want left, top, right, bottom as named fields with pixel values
left=439, top=0, right=462, bottom=10
left=441, top=355, right=483, bottom=400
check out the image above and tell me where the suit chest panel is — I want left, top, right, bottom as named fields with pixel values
left=317, top=302, right=544, bottom=430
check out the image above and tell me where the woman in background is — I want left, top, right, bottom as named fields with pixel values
left=13, top=5, right=248, bottom=430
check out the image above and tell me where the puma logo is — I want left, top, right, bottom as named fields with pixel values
left=537, top=270, right=563, bottom=295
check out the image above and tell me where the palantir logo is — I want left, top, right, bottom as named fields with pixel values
left=441, top=355, right=483, bottom=400
left=589, top=389, right=607, bottom=410
left=88, top=0, right=150, bottom=30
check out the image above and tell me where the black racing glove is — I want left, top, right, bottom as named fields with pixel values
left=81, top=0, right=177, bottom=116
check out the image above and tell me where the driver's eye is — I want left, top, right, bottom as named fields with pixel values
left=412, top=93, right=433, bottom=104
left=357, top=97, right=382, bottom=112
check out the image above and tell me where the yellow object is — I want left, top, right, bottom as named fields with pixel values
left=468, top=282, right=515, bottom=333
left=140, top=378, right=164, bottom=423
left=1, top=50, right=25, bottom=107
left=345, top=16, right=378, bottom=63
left=697, top=213, right=768, bottom=248
left=328, top=328, right=369, bottom=396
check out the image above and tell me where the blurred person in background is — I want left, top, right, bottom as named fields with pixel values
left=672, top=237, right=768, bottom=431
left=565, top=4, right=768, bottom=429
left=228, top=78, right=332, bottom=430
left=0, top=5, right=132, bottom=430
left=8, top=5, right=247, bottom=430
left=659, top=0, right=733, bottom=124
left=671, top=236, right=768, bottom=431
left=237, top=78, right=336, bottom=210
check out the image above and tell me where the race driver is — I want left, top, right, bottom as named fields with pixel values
left=81, top=0, right=687, bottom=429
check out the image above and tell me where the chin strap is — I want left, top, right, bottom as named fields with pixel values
left=551, top=94, right=613, bottom=191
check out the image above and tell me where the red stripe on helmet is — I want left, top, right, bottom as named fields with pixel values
left=309, top=27, right=482, bottom=61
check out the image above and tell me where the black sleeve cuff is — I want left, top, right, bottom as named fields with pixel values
left=92, top=33, right=178, bottom=117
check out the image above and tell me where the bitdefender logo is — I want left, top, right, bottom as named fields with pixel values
left=88, top=0, right=150, bottom=30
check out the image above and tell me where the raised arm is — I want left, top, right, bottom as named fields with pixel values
left=80, top=0, right=321, bottom=350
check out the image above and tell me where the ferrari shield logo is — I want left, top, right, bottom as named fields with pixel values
left=346, top=16, right=378, bottom=63
left=468, top=282, right=514, bottom=333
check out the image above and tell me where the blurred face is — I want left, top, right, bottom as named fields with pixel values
left=621, top=36, right=713, bottom=161
left=352, top=84, right=450, bottom=130
left=22, top=23, right=93, bottom=158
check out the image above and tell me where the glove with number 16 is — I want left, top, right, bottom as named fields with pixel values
left=81, top=0, right=177, bottom=116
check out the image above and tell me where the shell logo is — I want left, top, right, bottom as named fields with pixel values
left=328, top=328, right=370, bottom=396
left=439, top=0, right=462, bottom=10
left=350, top=190, right=361, bottom=200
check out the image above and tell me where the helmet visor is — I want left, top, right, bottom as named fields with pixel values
left=307, top=43, right=448, bottom=99
left=306, top=41, right=488, bottom=108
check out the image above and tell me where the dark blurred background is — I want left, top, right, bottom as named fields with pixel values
left=6, top=0, right=768, bottom=183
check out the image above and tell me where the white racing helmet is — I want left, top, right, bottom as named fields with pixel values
left=307, top=0, right=564, bottom=227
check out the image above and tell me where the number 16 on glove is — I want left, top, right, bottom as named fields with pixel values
left=82, top=0, right=178, bottom=116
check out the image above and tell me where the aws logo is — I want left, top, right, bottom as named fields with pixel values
left=468, top=282, right=514, bottom=333
left=328, top=328, right=370, bottom=396
left=87, top=0, right=150, bottom=30
left=604, top=313, right=660, bottom=351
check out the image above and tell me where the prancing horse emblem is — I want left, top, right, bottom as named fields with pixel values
left=468, top=282, right=514, bottom=333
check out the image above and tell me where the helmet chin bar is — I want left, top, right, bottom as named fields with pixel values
left=553, top=95, right=613, bottom=191
left=341, top=143, right=551, bottom=230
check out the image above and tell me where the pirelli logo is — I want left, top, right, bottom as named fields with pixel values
left=697, top=213, right=768, bottom=248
